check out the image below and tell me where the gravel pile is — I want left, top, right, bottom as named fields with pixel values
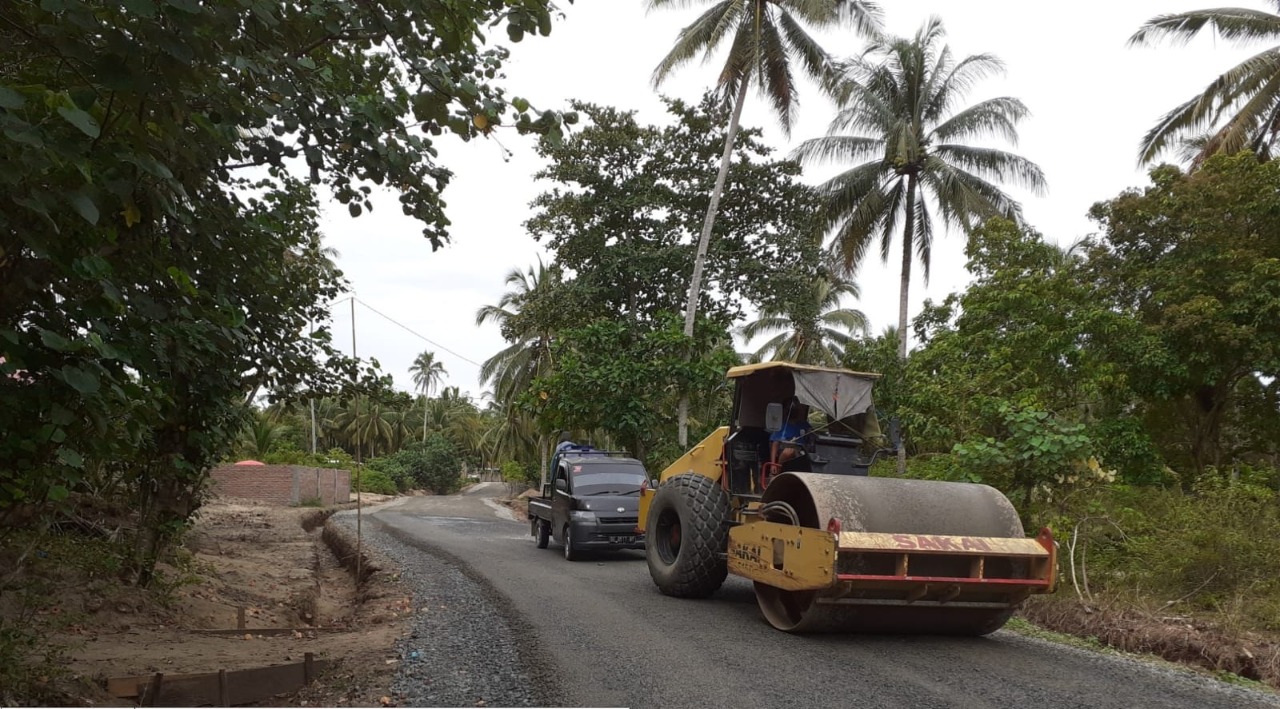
left=331, top=512, right=556, bottom=708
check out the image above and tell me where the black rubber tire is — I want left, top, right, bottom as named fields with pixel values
left=563, top=524, right=579, bottom=561
left=535, top=520, right=550, bottom=549
left=645, top=473, right=730, bottom=598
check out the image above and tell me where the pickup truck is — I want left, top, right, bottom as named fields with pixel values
left=528, top=447, right=651, bottom=561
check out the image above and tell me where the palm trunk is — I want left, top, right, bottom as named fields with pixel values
left=678, top=76, right=751, bottom=448
left=422, top=394, right=428, bottom=443
left=896, top=174, right=918, bottom=476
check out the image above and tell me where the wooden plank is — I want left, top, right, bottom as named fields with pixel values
left=106, top=659, right=329, bottom=704
left=141, top=673, right=163, bottom=707
left=195, top=626, right=341, bottom=637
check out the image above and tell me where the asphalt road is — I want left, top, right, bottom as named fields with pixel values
left=368, top=483, right=1279, bottom=709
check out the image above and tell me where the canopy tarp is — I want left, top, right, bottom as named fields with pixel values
left=792, top=370, right=875, bottom=421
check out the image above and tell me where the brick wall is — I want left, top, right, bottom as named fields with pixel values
left=292, top=466, right=350, bottom=505
left=208, top=465, right=350, bottom=505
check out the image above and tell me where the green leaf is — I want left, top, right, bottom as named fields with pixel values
left=4, top=126, right=43, bottom=147
left=61, top=365, right=100, bottom=394
left=57, top=105, right=101, bottom=138
left=50, top=404, right=75, bottom=426
left=70, top=193, right=99, bottom=224
left=47, top=484, right=70, bottom=501
left=40, top=328, right=74, bottom=351
left=55, top=447, right=83, bottom=468
left=121, top=0, right=156, bottom=17
left=0, top=86, right=25, bottom=110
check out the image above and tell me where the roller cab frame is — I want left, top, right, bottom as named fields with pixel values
left=639, top=361, right=1057, bottom=634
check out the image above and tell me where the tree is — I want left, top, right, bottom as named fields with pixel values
left=0, top=0, right=571, bottom=583
left=519, top=97, right=824, bottom=461
left=527, top=315, right=739, bottom=466
left=795, top=18, right=1046, bottom=363
left=1131, top=2, right=1280, bottom=165
left=526, top=97, right=821, bottom=330
left=648, top=0, right=882, bottom=445
left=238, top=414, right=289, bottom=461
left=795, top=18, right=1044, bottom=474
left=409, top=350, right=447, bottom=441
left=396, top=434, right=461, bottom=494
left=334, top=396, right=394, bottom=460
left=1085, top=153, right=1280, bottom=482
left=476, top=260, right=561, bottom=484
left=741, top=266, right=867, bottom=365
left=476, top=261, right=560, bottom=409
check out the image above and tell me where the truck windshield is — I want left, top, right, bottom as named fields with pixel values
left=571, top=464, right=647, bottom=495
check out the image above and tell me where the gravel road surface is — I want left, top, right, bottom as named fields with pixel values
left=348, top=483, right=1280, bottom=709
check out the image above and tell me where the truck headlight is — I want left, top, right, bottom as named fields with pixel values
left=571, top=510, right=597, bottom=521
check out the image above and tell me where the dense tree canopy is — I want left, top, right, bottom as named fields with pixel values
left=1085, top=153, right=1280, bottom=478
left=0, top=0, right=570, bottom=581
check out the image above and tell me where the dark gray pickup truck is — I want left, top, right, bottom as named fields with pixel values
left=528, top=448, right=651, bottom=561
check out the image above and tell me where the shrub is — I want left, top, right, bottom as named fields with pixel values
left=1049, top=475, right=1280, bottom=632
left=352, top=467, right=397, bottom=496
left=392, top=434, right=460, bottom=494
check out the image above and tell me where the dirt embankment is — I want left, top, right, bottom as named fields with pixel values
left=1021, top=598, right=1280, bottom=689
left=40, top=498, right=414, bottom=706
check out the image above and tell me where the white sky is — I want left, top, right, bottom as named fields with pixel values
left=321, top=0, right=1257, bottom=398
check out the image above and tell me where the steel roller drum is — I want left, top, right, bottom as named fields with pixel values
left=754, top=473, right=1027, bottom=634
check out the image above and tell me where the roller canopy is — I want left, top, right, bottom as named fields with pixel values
left=792, top=371, right=874, bottom=421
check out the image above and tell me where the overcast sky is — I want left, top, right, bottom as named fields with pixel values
left=320, top=0, right=1256, bottom=399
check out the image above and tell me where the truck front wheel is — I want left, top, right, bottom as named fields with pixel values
left=645, top=473, right=729, bottom=598
left=563, top=524, right=580, bottom=561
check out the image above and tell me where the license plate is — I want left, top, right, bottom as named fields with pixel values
left=612, top=536, right=634, bottom=544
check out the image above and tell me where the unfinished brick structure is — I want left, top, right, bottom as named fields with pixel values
left=208, top=465, right=350, bottom=506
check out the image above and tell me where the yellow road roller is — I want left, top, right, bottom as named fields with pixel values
left=637, top=362, right=1056, bottom=634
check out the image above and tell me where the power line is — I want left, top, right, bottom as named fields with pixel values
left=351, top=297, right=484, bottom=369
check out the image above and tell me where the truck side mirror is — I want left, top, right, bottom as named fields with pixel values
left=542, top=482, right=552, bottom=497
left=888, top=417, right=902, bottom=451
left=554, top=478, right=567, bottom=493
left=764, top=402, right=784, bottom=433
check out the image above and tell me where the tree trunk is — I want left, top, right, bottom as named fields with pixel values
left=538, top=433, right=549, bottom=488
left=422, top=395, right=428, bottom=442
left=895, top=174, right=918, bottom=476
left=678, top=76, right=751, bottom=448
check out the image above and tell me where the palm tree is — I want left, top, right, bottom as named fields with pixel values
left=477, top=261, right=570, bottom=485
left=1131, top=2, right=1280, bottom=165
left=476, top=261, right=559, bottom=409
left=409, top=350, right=446, bottom=442
left=335, top=396, right=393, bottom=459
left=381, top=407, right=414, bottom=452
left=794, top=17, right=1045, bottom=362
left=740, top=269, right=867, bottom=365
left=239, top=413, right=287, bottom=459
left=649, top=0, right=882, bottom=446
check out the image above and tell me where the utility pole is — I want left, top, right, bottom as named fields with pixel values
left=351, top=297, right=362, bottom=586
left=309, top=321, right=317, bottom=455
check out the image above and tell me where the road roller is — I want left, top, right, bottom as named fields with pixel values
left=637, top=362, right=1056, bottom=634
